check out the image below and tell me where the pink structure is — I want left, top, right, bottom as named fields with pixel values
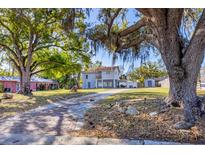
left=0, top=76, right=59, bottom=93
left=0, top=81, right=17, bottom=93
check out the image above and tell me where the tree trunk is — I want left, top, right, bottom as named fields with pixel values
left=19, top=69, right=32, bottom=95
left=164, top=68, right=202, bottom=129
left=165, top=79, right=183, bottom=107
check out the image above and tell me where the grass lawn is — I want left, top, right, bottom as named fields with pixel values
left=71, top=88, right=205, bottom=144
left=0, top=88, right=107, bottom=119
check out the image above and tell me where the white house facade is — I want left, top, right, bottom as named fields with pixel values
left=82, top=66, right=120, bottom=89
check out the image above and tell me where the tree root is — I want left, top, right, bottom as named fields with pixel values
left=173, top=96, right=205, bottom=130
left=164, top=96, right=181, bottom=107
left=173, top=121, right=195, bottom=130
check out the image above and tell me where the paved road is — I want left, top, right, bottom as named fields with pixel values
left=0, top=89, right=130, bottom=144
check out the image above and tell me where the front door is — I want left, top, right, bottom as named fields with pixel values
left=88, top=82, right=91, bottom=88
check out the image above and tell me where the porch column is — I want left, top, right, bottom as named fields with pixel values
left=102, top=79, right=103, bottom=88
left=95, top=80, right=97, bottom=88
left=113, top=79, right=116, bottom=88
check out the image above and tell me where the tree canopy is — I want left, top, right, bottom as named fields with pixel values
left=128, top=62, right=167, bottom=84
left=0, top=8, right=91, bottom=93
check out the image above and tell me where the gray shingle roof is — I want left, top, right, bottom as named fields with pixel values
left=0, top=76, right=57, bottom=83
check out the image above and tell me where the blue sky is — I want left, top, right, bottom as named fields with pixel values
left=87, top=9, right=205, bottom=73
left=86, top=9, right=161, bottom=74
left=2, top=9, right=205, bottom=73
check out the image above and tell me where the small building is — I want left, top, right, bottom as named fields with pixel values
left=82, top=66, right=120, bottom=88
left=144, top=77, right=168, bottom=88
left=0, top=76, right=59, bottom=93
left=144, top=79, right=156, bottom=87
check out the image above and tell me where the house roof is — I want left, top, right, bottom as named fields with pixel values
left=82, top=66, right=120, bottom=73
left=0, top=76, right=57, bottom=83
left=153, top=76, right=168, bottom=81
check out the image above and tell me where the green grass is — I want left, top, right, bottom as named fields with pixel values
left=0, top=88, right=108, bottom=119
left=99, top=87, right=205, bottom=106
left=98, top=88, right=168, bottom=106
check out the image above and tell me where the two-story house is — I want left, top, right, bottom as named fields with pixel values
left=82, top=66, right=120, bottom=88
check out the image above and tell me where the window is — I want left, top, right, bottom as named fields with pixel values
left=106, top=71, right=111, bottom=74
left=86, top=75, right=88, bottom=79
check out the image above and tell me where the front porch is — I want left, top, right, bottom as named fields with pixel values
left=96, top=79, right=119, bottom=88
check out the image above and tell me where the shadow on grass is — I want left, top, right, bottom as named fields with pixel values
left=0, top=91, right=97, bottom=120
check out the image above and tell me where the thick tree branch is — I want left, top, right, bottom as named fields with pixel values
left=183, top=9, right=205, bottom=65
left=0, top=19, right=14, bottom=36
left=30, top=60, right=65, bottom=72
left=0, top=43, right=19, bottom=60
left=116, top=34, right=157, bottom=52
left=31, top=66, right=60, bottom=76
left=168, top=9, right=184, bottom=30
left=137, top=9, right=152, bottom=17
left=119, top=18, right=146, bottom=37
left=107, top=8, right=122, bottom=36
left=34, top=44, right=61, bottom=51
left=8, top=55, right=21, bottom=73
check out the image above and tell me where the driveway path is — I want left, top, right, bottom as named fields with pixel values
left=0, top=89, right=129, bottom=144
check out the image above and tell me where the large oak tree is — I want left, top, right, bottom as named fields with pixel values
left=0, top=9, right=89, bottom=95
left=89, top=8, right=205, bottom=129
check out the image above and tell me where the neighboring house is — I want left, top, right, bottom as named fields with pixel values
left=0, top=76, right=59, bottom=93
left=82, top=66, right=120, bottom=88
